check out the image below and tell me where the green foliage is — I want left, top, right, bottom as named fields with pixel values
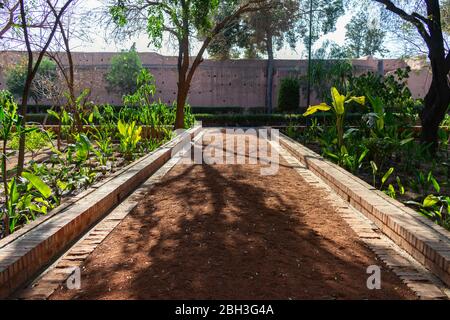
left=408, top=194, right=450, bottom=229
left=9, top=128, right=54, bottom=158
left=109, top=0, right=223, bottom=46
left=123, top=68, right=156, bottom=107
left=299, top=0, right=345, bottom=50
left=1, top=68, right=191, bottom=238
left=290, top=68, right=449, bottom=230
left=5, top=57, right=57, bottom=103
left=117, top=120, right=142, bottom=160
left=277, top=77, right=300, bottom=112
left=344, top=9, right=387, bottom=58
left=105, top=44, right=143, bottom=96
left=304, top=87, right=365, bottom=147
left=209, top=0, right=301, bottom=59
left=0, top=91, right=26, bottom=235
left=348, top=67, right=419, bottom=122
left=5, top=174, right=55, bottom=234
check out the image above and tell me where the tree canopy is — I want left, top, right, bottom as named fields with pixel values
left=345, top=9, right=387, bottom=57
left=106, top=44, right=143, bottom=96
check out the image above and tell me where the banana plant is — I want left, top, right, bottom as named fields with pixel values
left=117, top=120, right=142, bottom=160
left=304, top=87, right=365, bottom=148
left=5, top=172, right=54, bottom=234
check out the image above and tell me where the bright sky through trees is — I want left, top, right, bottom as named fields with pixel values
left=61, top=0, right=407, bottom=59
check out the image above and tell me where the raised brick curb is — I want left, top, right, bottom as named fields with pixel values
left=0, top=125, right=202, bottom=299
left=279, top=133, right=450, bottom=288
left=273, top=141, right=448, bottom=299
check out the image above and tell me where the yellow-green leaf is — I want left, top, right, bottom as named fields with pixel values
left=346, top=96, right=366, bottom=106
left=303, top=103, right=331, bottom=116
left=423, top=195, right=439, bottom=208
left=331, top=87, right=346, bottom=115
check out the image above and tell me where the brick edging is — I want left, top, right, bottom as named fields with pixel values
left=0, top=125, right=202, bottom=299
left=279, top=133, right=450, bottom=288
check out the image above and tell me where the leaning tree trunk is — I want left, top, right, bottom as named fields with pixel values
left=265, top=33, right=274, bottom=114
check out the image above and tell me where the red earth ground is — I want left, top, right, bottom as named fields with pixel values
left=50, top=133, right=417, bottom=300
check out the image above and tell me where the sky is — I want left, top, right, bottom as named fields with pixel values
left=69, top=0, right=384, bottom=59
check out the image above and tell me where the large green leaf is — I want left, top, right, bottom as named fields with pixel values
left=22, top=172, right=52, bottom=199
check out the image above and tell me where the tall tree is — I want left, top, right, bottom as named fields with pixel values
left=237, top=1, right=301, bottom=113
left=107, top=0, right=273, bottom=129
left=9, top=0, right=74, bottom=175
left=106, top=44, right=143, bottom=96
left=373, top=0, right=450, bottom=150
left=299, top=0, right=345, bottom=54
left=208, top=0, right=344, bottom=113
left=345, top=9, right=387, bottom=57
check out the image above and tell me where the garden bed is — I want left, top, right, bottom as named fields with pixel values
left=0, top=125, right=202, bottom=299
left=279, top=133, right=450, bottom=288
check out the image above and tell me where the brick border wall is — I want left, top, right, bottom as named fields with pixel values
left=279, top=133, right=450, bottom=287
left=0, top=125, right=202, bottom=299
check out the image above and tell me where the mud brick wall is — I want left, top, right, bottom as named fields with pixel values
left=0, top=51, right=432, bottom=109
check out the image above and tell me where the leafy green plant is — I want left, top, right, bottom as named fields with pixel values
left=47, top=107, right=75, bottom=149
left=304, top=87, right=365, bottom=147
left=364, top=95, right=385, bottom=132
left=278, top=77, right=300, bottom=113
left=67, top=134, right=93, bottom=165
left=0, top=91, right=32, bottom=235
left=123, top=69, right=156, bottom=107
left=407, top=195, right=450, bottom=230
left=410, top=170, right=441, bottom=195
left=299, top=58, right=352, bottom=103
left=325, top=145, right=368, bottom=173
left=348, top=67, right=418, bottom=123
left=5, top=172, right=54, bottom=234
left=117, top=120, right=142, bottom=160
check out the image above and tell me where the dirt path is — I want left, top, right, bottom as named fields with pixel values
left=50, top=132, right=416, bottom=300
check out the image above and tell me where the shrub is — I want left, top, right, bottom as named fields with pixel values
left=5, top=57, right=57, bottom=103
left=277, top=77, right=300, bottom=113
left=105, top=44, right=143, bottom=96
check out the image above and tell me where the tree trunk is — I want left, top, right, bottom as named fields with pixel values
left=265, top=32, right=274, bottom=114
left=420, top=69, right=450, bottom=151
left=17, top=76, right=33, bottom=177
left=175, top=83, right=189, bottom=129
left=175, top=30, right=190, bottom=130
left=419, top=20, right=450, bottom=152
